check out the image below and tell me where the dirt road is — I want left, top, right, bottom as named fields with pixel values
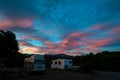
left=7, top=69, right=120, bottom=80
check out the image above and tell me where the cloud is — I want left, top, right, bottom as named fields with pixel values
left=19, top=46, right=41, bottom=54
left=1, top=0, right=120, bottom=55
left=61, top=31, right=93, bottom=49
left=111, top=27, right=120, bottom=36
left=1, top=0, right=120, bottom=26
left=87, top=23, right=120, bottom=31
left=44, top=41, right=60, bottom=49
left=20, top=35, right=48, bottom=42
left=0, top=16, right=35, bottom=34
left=86, top=38, right=115, bottom=48
left=19, top=41, right=34, bottom=47
left=19, top=23, right=120, bottom=54
left=61, top=24, right=120, bottom=52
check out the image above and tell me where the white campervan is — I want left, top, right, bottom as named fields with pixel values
left=24, top=54, right=46, bottom=73
left=51, top=59, right=72, bottom=70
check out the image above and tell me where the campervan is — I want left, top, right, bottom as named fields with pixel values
left=51, top=59, right=72, bottom=70
left=24, top=54, right=46, bottom=73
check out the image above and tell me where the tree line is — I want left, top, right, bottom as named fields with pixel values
left=73, top=51, right=120, bottom=72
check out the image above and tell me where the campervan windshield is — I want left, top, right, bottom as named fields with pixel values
left=34, top=60, right=45, bottom=64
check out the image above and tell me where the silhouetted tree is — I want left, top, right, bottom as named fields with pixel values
left=0, top=30, right=25, bottom=68
left=72, top=51, right=120, bottom=72
left=5, top=52, right=25, bottom=68
left=0, top=30, right=18, bottom=58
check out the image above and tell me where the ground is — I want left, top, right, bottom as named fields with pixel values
left=1, top=69, right=120, bottom=80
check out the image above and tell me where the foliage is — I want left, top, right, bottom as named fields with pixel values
left=0, top=30, right=25, bottom=68
left=0, top=30, right=18, bottom=58
left=73, top=51, right=120, bottom=72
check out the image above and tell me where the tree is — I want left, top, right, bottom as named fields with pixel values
left=72, top=51, right=120, bottom=72
left=5, top=52, right=26, bottom=68
left=0, top=30, right=25, bottom=68
left=0, top=30, right=18, bottom=58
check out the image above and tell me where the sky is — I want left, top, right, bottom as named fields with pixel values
left=0, top=0, right=120, bottom=55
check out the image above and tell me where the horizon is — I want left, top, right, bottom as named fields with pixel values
left=22, top=50, right=120, bottom=57
left=0, top=0, right=120, bottom=55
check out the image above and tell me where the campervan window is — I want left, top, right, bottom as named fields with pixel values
left=34, top=60, right=45, bottom=64
left=55, top=61, right=57, bottom=64
left=69, top=61, right=72, bottom=64
left=58, top=61, right=61, bottom=65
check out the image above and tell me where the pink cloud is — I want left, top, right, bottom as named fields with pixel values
left=44, top=41, right=61, bottom=49
left=14, top=18, right=33, bottom=27
left=19, top=46, right=42, bottom=54
left=0, top=18, right=33, bottom=30
left=61, top=31, right=87, bottom=49
left=87, top=23, right=112, bottom=31
left=19, top=42, right=33, bottom=47
left=20, top=35, right=48, bottom=41
left=111, top=27, right=120, bottom=35
left=18, top=23, right=120, bottom=55
left=88, top=24, right=104, bottom=30
left=86, top=38, right=116, bottom=49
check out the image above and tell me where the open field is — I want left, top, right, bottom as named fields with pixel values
left=1, top=69, right=120, bottom=80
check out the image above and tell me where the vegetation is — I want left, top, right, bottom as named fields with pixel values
left=73, top=51, right=120, bottom=72
left=45, top=51, right=120, bottom=72
left=0, top=30, right=25, bottom=68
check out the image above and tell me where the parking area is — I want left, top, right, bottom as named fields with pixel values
left=1, top=69, right=120, bottom=80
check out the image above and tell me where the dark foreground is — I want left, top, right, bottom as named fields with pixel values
left=1, top=69, right=120, bottom=80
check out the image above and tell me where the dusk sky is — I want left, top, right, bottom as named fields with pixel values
left=0, top=0, right=120, bottom=55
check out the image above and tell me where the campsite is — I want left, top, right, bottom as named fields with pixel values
left=1, top=0, right=120, bottom=80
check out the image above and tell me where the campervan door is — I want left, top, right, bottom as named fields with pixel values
left=33, top=54, right=46, bottom=72
left=24, top=54, right=46, bottom=73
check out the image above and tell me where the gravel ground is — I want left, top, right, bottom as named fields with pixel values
left=2, top=69, right=120, bottom=80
